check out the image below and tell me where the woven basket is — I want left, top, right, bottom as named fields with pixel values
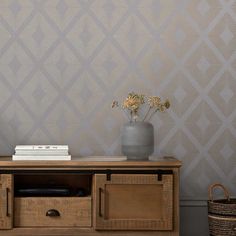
left=208, top=183, right=236, bottom=236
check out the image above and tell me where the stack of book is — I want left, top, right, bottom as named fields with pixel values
left=12, top=145, right=71, bottom=161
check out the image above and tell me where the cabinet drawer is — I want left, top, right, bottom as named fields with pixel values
left=14, top=197, right=91, bottom=227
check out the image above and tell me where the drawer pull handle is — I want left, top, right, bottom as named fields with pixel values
left=6, top=188, right=9, bottom=217
left=99, top=187, right=103, bottom=217
left=46, top=209, right=60, bottom=217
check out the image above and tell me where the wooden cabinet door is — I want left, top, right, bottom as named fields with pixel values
left=94, top=173, right=173, bottom=230
left=0, top=174, right=13, bottom=229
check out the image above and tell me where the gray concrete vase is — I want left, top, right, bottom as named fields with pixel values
left=121, top=121, right=154, bottom=160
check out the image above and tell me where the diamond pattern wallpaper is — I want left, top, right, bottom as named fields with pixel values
left=0, top=0, right=235, bottom=200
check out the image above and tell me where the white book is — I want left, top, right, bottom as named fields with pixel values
left=15, top=151, right=69, bottom=155
left=12, top=155, right=71, bottom=161
left=15, top=145, right=69, bottom=151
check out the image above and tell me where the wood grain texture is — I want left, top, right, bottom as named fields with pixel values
left=0, top=156, right=181, bottom=169
left=0, top=174, right=13, bottom=229
left=0, top=156, right=181, bottom=236
left=94, top=174, right=173, bottom=230
left=0, top=227, right=180, bottom=236
left=105, top=184, right=163, bottom=219
left=14, top=197, right=91, bottom=227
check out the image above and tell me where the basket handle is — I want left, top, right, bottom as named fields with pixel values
left=208, top=183, right=230, bottom=202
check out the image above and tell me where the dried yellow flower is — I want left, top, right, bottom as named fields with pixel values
left=164, top=100, right=170, bottom=109
left=122, top=92, right=144, bottom=112
left=148, top=96, right=161, bottom=108
left=111, top=92, right=170, bottom=122
left=111, top=101, right=119, bottom=108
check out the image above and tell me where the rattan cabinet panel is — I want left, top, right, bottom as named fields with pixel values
left=94, top=174, right=173, bottom=230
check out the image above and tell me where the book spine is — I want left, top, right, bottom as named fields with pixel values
left=15, top=145, right=69, bottom=150
left=33, top=146, right=69, bottom=150
left=15, top=146, right=34, bottom=150
left=15, top=151, right=69, bottom=155
left=12, top=155, right=71, bottom=161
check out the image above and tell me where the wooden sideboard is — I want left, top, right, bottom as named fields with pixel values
left=0, top=156, right=181, bottom=236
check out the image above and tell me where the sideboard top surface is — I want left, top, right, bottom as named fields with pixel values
left=0, top=156, right=181, bottom=169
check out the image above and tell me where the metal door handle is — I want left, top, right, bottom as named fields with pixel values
left=5, top=188, right=9, bottom=217
left=46, top=209, right=60, bottom=217
left=99, top=187, right=103, bottom=217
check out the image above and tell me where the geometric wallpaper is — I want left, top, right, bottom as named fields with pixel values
left=0, top=0, right=235, bottom=200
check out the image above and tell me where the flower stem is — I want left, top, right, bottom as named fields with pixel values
left=147, top=108, right=159, bottom=121
left=142, top=107, right=152, bottom=122
left=123, top=109, right=132, bottom=121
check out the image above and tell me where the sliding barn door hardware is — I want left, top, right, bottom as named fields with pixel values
left=0, top=169, right=173, bottom=177
left=106, top=169, right=111, bottom=181
left=103, top=169, right=173, bottom=182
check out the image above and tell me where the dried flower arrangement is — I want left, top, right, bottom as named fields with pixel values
left=112, top=92, right=170, bottom=122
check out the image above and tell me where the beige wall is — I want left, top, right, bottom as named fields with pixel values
left=0, top=0, right=235, bottom=202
